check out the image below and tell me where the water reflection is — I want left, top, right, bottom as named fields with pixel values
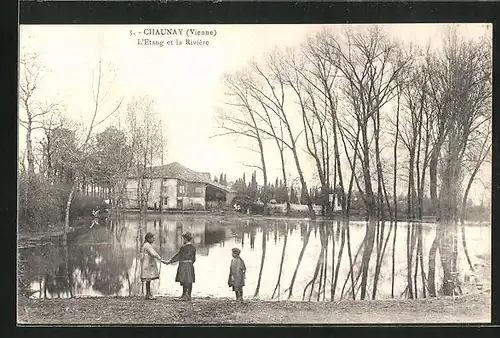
left=18, top=215, right=490, bottom=301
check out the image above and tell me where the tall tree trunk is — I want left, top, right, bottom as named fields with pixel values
left=391, top=91, right=400, bottom=298
left=437, top=142, right=461, bottom=296
left=429, top=158, right=438, bottom=216
left=26, top=119, right=35, bottom=177
left=459, top=140, right=490, bottom=271
left=278, top=151, right=291, bottom=215
left=460, top=221, right=475, bottom=272
left=63, top=181, right=77, bottom=242
left=438, top=222, right=456, bottom=296
left=331, top=103, right=346, bottom=212
left=373, top=109, right=392, bottom=220
left=359, top=126, right=377, bottom=300
left=407, top=154, right=415, bottom=220
left=429, top=140, right=443, bottom=218
left=288, top=129, right=315, bottom=219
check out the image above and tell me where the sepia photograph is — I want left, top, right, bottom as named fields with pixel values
left=17, top=23, right=492, bottom=325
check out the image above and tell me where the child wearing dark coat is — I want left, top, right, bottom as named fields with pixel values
left=228, top=247, right=246, bottom=301
left=166, top=232, right=196, bottom=301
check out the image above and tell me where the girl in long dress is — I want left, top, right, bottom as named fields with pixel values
left=141, top=232, right=167, bottom=300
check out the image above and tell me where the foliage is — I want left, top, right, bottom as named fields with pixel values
left=18, top=174, right=66, bottom=232
left=69, top=193, right=108, bottom=220
left=18, top=172, right=105, bottom=233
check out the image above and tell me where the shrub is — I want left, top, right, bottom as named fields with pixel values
left=18, top=175, right=66, bottom=232
left=70, top=193, right=106, bottom=219
left=18, top=173, right=105, bottom=232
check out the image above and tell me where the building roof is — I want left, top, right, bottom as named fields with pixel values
left=143, top=162, right=235, bottom=193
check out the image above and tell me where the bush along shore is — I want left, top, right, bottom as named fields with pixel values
left=17, top=292, right=490, bottom=324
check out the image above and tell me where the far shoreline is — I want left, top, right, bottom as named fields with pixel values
left=17, top=211, right=490, bottom=246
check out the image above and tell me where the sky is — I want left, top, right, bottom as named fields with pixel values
left=19, top=23, right=492, bottom=205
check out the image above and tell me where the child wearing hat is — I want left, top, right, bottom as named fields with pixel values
left=166, top=231, right=196, bottom=301
left=141, top=232, right=168, bottom=300
left=228, top=247, right=246, bottom=301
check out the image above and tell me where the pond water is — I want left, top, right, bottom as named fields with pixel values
left=18, top=214, right=490, bottom=301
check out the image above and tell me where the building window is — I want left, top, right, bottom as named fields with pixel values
left=179, top=185, right=185, bottom=194
left=195, top=187, right=202, bottom=196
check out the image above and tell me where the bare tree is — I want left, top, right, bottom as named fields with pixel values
left=328, top=27, right=410, bottom=299
left=62, top=58, right=123, bottom=242
left=249, top=51, right=316, bottom=219
left=427, top=29, right=491, bottom=296
left=304, top=31, right=348, bottom=215
left=38, top=109, right=67, bottom=183
left=214, top=71, right=270, bottom=215
left=19, top=53, right=50, bottom=177
left=279, top=36, right=341, bottom=217
left=126, top=95, right=164, bottom=217
left=460, top=116, right=491, bottom=270
left=247, top=55, right=291, bottom=214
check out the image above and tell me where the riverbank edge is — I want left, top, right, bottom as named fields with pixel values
left=17, top=292, right=491, bottom=324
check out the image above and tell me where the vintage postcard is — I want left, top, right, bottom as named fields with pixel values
left=17, top=23, right=492, bottom=324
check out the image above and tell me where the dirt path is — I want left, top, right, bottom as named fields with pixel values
left=17, top=293, right=490, bottom=324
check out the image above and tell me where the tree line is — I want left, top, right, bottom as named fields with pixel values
left=18, top=56, right=166, bottom=236
left=215, top=26, right=491, bottom=222
left=214, top=26, right=491, bottom=297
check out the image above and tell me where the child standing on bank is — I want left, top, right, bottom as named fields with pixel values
left=141, top=232, right=168, bottom=300
left=166, top=232, right=196, bottom=301
left=228, top=247, right=246, bottom=301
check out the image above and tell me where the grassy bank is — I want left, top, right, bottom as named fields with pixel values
left=17, top=292, right=490, bottom=324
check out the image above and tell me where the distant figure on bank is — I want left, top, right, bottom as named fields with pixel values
left=141, top=232, right=168, bottom=300
left=228, top=247, right=246, bottom=301
left=92, top=205, right=100, bottom=217
left=166, top=232, right=196, bottom=301
left=90, top=205, right=100, bottom=228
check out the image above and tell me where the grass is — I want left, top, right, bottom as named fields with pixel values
left=17, top=292, right=490, bottom=324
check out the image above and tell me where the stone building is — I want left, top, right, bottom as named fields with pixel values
left=124, top=162, right=236, bottom=211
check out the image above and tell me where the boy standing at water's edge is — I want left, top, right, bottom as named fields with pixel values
left=166, top=232, right=196, bottom=301
left=228, top=247, right=246, bottom=301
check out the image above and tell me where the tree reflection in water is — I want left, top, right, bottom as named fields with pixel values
left=19, top=216, right=489, bottom=301
left=271, top=221, right=287, bottom=300
left=70, top=225, right=130, bottom=296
